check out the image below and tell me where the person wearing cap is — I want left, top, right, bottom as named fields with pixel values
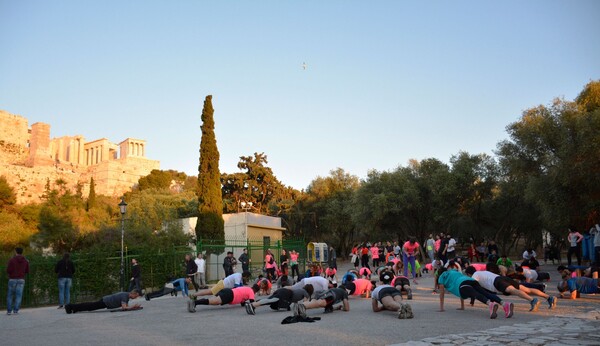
left=437, top=267, right=511, bottom=319
left=465, top=266, right=557, bottom=312
left=371, top=270, right=413, bottom=319
left=187, top=285, right=259, bottom=313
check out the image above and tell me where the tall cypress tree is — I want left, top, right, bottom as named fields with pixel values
left=86, top=177, right=96, bottom=211
left=195, top=95, right=224, bottom=245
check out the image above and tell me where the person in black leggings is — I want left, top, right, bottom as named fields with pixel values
left=437, top=267, right=514, bottom=319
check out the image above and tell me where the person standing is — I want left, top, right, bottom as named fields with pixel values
left=223, top=251, right=237, bottom=277
left=185, top=254, right=199, bottom=291
left=360, top=244, right=370, bottom=269
left=238, top=249, right=250, bottom=273
left=567, top=227, right=584, bottom=266
left=370, top=243, right=380, bottom=268
left=426, top=235, right=435, bottom=262
left=264, top=249, right=276, bottom=281
left=289, top=250, right=299, bottom=279
left=590, top=224, right=600, bottom=266
left=6, top=247, right=29, bottom=315
left=194, top=253, right=206, bottom=289
left=128, top=258, right=141, bottom=293
left=55, top=253, right=76, bottom=308
left=328, top=246, right=337, bottom=270
left=446, top=234, right=456, bottom=260
left=403, top=237, right=421, bottom=284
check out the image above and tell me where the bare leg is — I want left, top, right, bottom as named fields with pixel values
left=190, top=288, right=214, bottom=297
left=381, top=296, right=402, bottom=311
left=519, top=286, right=549, bottom=299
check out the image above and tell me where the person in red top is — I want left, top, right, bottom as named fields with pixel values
left=187, top=285, right=259, bottom=312
left=403, top=237, right=421, bottom=283
left=360, top=245, right=370, bottom=269
left=6, top=247, right=29, bottom=315
left=264, top=249, right=276, bottom=281
left=344, top=278, right=373, bottom=298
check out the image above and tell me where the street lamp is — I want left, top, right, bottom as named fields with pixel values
left=240, top=201, right=253, bottom=212
left=118, top=197, right=127, bottom=292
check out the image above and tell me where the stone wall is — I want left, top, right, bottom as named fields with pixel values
left=0, top=110, right=29, bottom=164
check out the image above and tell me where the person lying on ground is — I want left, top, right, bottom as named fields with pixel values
left=371, top=270, right=413, bottom=319
left=343, top=278, right=374, bottom=298
left=297, top=287, right=350, bottom=313
left=437, top=267, right=513, bottom=319
left=65, top=290, right=141, bottom=314
left=245, top=285, right=314, bottom=315
left=189, top=271, right=251, bottom=299
left=146, top=277, right=190, bottom=300
left=290, top=275, right=332, bottom=298
left=515, top=266, right=550, bottom=283
left=465, top=266, right=556, bottom=311
left=187, top=285, right=260, bottom=313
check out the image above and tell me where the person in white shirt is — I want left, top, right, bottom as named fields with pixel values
left=446, top=235, right=456, bottom=259
left=189, top=271, right=251, bottom=298
left=194, top=254, right=206, bottom=289
left=290, top=276, right=332, bottom=298
left=465, top=266, right=556, bottom=312
left=522, top=249, right=537, bottom=261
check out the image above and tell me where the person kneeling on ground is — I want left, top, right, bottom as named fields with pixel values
left=295, top=286, right=350, bottom=314
left=391, top=275, right=413, bottom=300
left=187, top=285, right=259, bottom=312
left=371, top=270, right=413, bottom=319
left=65, top=290, right=141, bottom=314
left=344, top=277, right=373, bottom=298
left=437, top=267, right=512, bottom=319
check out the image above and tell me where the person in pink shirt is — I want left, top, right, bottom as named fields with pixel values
left=403, top=237, right=422, bottom=283
left=289, top=250, right=300, bottom=279
left=434, top=235, right=442, bottom=253
left=359, top=267, right=372, bottom=279
left=325, top=267, right=337, bottom=284
left=187, top=285, right=259, bottom=312
left=370, top=244, right=380, bottom=267
left=344, top=278, right=373, bottom=298
left=264, top=249, right=276, bottom=281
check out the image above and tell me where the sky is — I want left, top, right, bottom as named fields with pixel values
left=1, top=1, right=599, bottom=190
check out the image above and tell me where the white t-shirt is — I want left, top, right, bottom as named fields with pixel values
left=223, top=273, right=243, bottom=288
left=471, top=271, right=499, bottom=293
left=371, top=284, right=393, bottom=301
left=447, top=238, right=456, bottom=252
left=523, top=268, right=538, bottom=281
left=195, top=258, right=205, bottom=273
left=522, top=251, right=536, bottom=260
left=298, top=276, right=329, bottom=292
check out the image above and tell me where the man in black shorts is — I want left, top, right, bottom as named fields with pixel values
left=391, top=275, right=413, bottom=300
left=245, top=285, right=313, bottom=315
left=187, top=285, right=259, bottom=312
left=371, top=271, right=413, bottom=319
left=298, top=287, right=350, bottom=313
left=465, top=266, right=556, bottom=312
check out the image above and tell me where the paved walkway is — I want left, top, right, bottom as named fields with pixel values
left=395, top=309, right=600, bottom=346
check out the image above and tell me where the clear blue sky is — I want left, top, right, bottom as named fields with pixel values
left=1, top=1, right=599, bottom=190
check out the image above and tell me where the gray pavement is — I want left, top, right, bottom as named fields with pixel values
left=2, top=262, right=600, bottom=345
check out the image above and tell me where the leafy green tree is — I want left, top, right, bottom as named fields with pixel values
left=86, top=177, right=96, bottom=211
left=0, top=175, right=16, bottom=209
left=195, top=95, right=224, bottom=244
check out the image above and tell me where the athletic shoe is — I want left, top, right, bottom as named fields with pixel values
left=245, top=302, right=255, bottom=315
left=187, top=299, right=196, bottom=313
left=406, top=289, right=413, bottom=300
left=542, top=283, right=547, bottom=293
left=489, top=302, right=498, bottom=319
left=13, top=311, right=18, bottom=315
left=6, top=311, right=11, bottom=315
left=547, top=296, right=557, bottom=309
left=145, top=295, right=150, bottom=301
left=503, top=302, right=514, bottom=318
left=412, top=279, right=418, bottom=285
left=297, top=302, right=307, bottom=318
left=397, top=307, right=406, bottom=319
left=58, top=305, right=63, bottom=309
left=403, top=303, right=414, bottom=319
left=529, top=298, right=540, bottom=312
left=65, top=305, right=73, bottom=314
left=291, top=303, right=298, bottom=317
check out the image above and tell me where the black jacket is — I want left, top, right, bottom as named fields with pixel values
left=131, top=263, right=141, bottom=279
left=55, top=258, right=75, bottom=278
left=186, top=260, right=198, bottom=276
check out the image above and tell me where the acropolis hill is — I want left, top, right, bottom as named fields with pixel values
left=0, top=110, right=160, bottom=204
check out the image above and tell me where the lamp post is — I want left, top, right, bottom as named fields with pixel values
left=118, top=197, right=128, bottom=292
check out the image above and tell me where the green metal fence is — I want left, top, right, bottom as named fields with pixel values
left=0, top=238, right=306, bottom=309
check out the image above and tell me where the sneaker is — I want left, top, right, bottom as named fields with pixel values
left=542, top=283, right=547, bottom=293
left=547, top=296, right=557, bottom=309
left=65, top=305, right=73, bottom=314
left=297, top=302, right=307, bottom=318
left=58, top=305, right=63, bottom=309
left=503, top=302, right=514, bottom=318
left=406, top=289, right=413, bottom=300
left=145, top=295, right=150, bottom=301
left=291, top=303, right=298, bottom=317
left=412, top=279, right=418, bottom=285
left=489, top=302, right=498, bottom=319
left=13, top=311, right=18, bottom=315
left=6, top=311, right=11, bottom=315
left=529, top=298, right=540, bottom=312
left=187, top=299, right=196, bottom=313
left=245, top=301, right=255, bottom=315
left=397, top=307, right=406, bottom=319
left=403, top=303, right=414, bottom=319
